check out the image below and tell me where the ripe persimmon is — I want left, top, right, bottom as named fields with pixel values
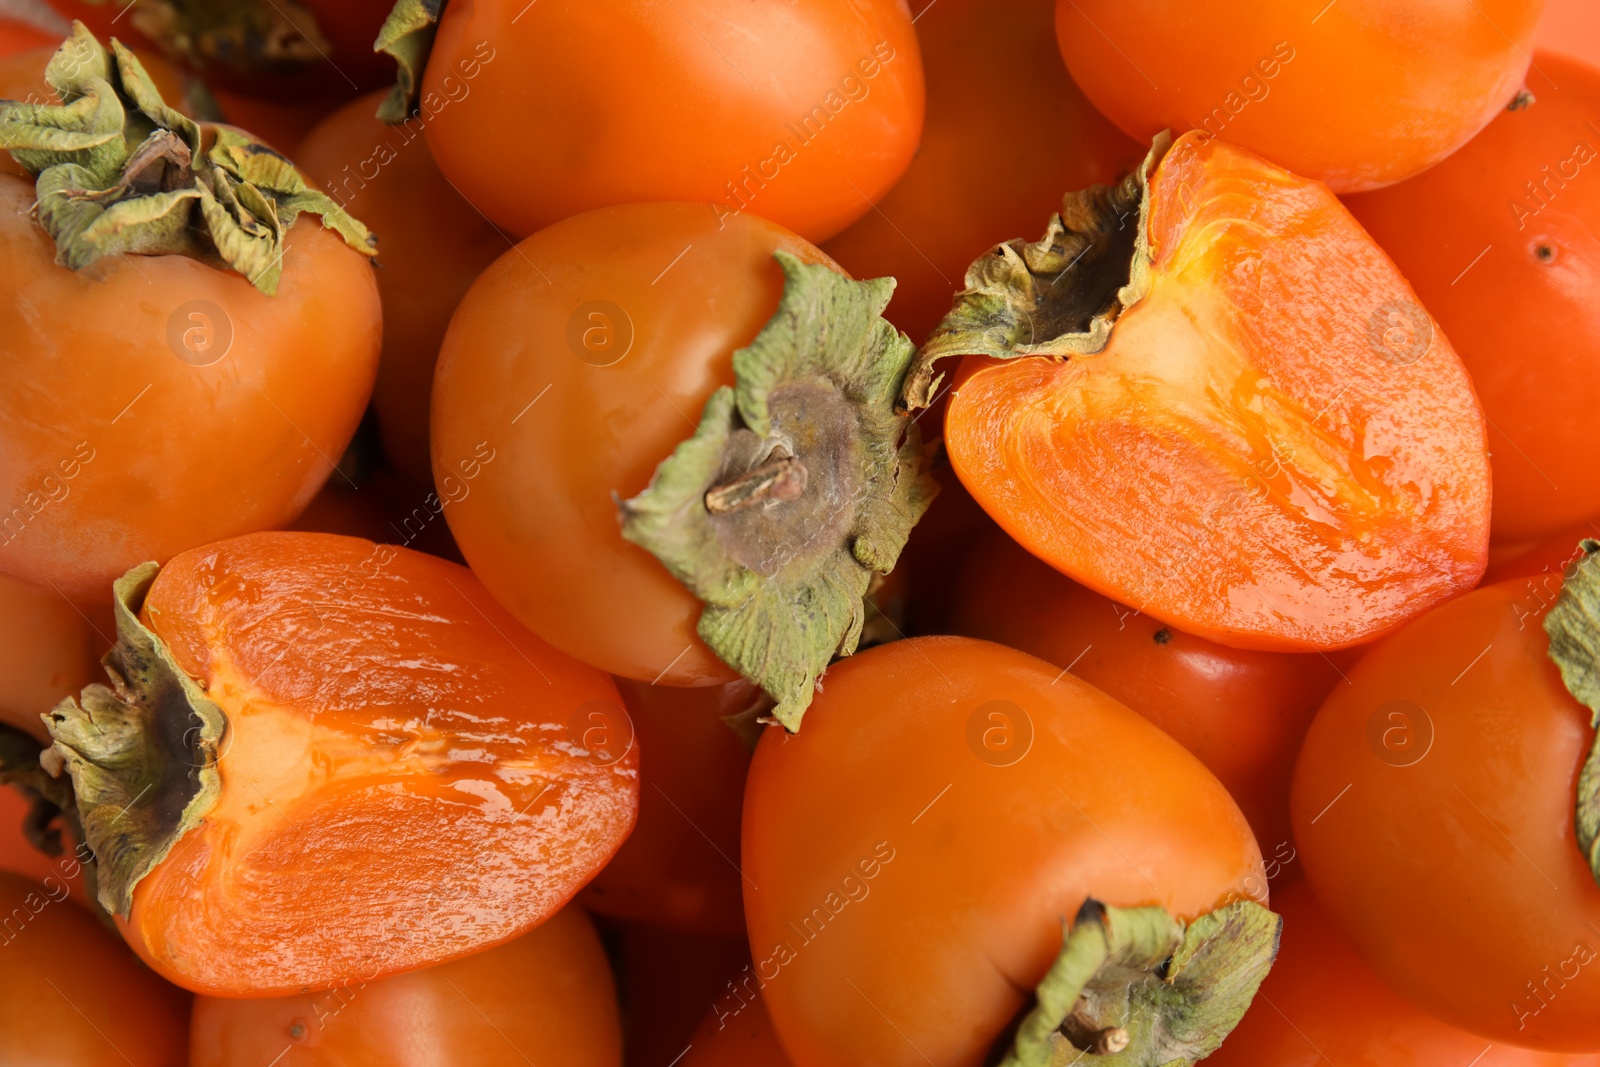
left=43, top=531, right=638, bottom=996
left=189, top=904, right=622, bottom=1067
left=296, top=89, right=506, bottom=482
left=742, top=636, right=1273, bottom=1067
left=909, top=132, right=1490, bottom=652
left=1539, top=0, right=1600, bottom=67
left=0, top=869, right=190, bottom=1066
left=950, top=526, right=1346, bottom=855
left=0, top=572, right=101, bottom=742
left=0, top=779, right=88, bottom=904
left=582, top=678, right=756, bottom=937
left=0, top=17, right=57, bottom=57
left=1208, top=876, right=1598, bottom=1067
left=821, top=0, right=1141, bottom=344
left=432, top=202, right=932, bottom=728
left=1292, top=548, right=1600, bottom=1050
left=682, top=988, right=794, bottom=1067
left=0, top=28, right=380, bottom=602
left=378, top=0, right=924, bottom=242
left=1055, top=0, right=1540, bottom=192
left=1346, top=52, right=1600, bottom=543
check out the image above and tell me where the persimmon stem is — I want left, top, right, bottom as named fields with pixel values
left=705, top=455, right=808, bottom=515
left=1061, top=1013, right=1130, bottom=1055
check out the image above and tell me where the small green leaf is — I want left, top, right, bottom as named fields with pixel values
left=1543, top=539, right=1600, bottom=886
left=374, top=0, right=446, bottom=123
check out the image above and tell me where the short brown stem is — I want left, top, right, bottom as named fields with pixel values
left=1060, top=1012, right=1130, bottom=1055
left=705, top=456, right=808, bottom=515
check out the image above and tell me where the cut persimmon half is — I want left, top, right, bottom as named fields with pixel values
left=42, top=532, right=637, bottom=997
left=905, top=132, right=1490, bottom=651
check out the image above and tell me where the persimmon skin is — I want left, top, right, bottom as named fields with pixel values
left=189, top=904, right=622, bottom=1067
left=0, top=785, right=89, bottom=906
left=0, top=870, right=190, bottom=1067
left=821, top=0, right=1141, bottom=344
left=1055, top=0, right=1539, bottom=192
left=0, top=174, right=380, bottom=602
left=296, top=91, right=506, bottom=482
left=945, top=134, right=1490, bottom=653
left=421, top=0, right=923, bottom=242
left=0, top=572, right=101, bottom=742
left=582, top=678, right=755, bottom=937
left=122, top=532, right=637, bottom=997
left=1208, top=876, right=1598, bottom=1067
left=1539, top=0, right=1600, bottom=67
left=742, top=636, right=1264, bottom=1067
left=0, top=17, right=56, bottom=57
left=949, top=526, right=1345, bottom=854
left=1292, top=579, right=1600, bottom=1051
left=682, top=988, right=794, bottom=1067
left=432, top=202, right=835, bottom=687
left=1345, top=52, right=1600, bottom=543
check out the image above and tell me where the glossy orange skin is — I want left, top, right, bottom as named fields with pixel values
left=583, top=678, right=755, bottom=937
left=950, top=526, right=1345, bottom=853
left=422, top=0, right=923, bottom=242
left=1055, top=0, right=1540, bottom=192
left=821, top=0, right=1141, bottom=344
left=1539, top=0, right=1600, bottom=67
left=433, top=203, right=836, bottom=687
left=189, top=904, right=622, bottom=1067
left=0, top=870, right=190, bottom=1066
left=297, top=91, right=507, bottom=482
left=121, top=532, right=637, bottom=996
left=0, top=173, right=380, bottom=602
left=743, top=637, right=1264, bottom=1067
left=946, top=133, right=1490, bottom=653
left=1346, top=52, right=1600, bottom=542
left=1209, top=876, right=1600, bottom=1067
left=0, top=572, right=102, bottom=741
left=682, top=989, right=793, bottom=1067
left=0, top=17, right=56, bottom=56
left=1292, top=579, right=1600, bottom=1051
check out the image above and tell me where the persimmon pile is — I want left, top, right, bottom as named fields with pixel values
left=1, top=2, right=1597, bottom=1065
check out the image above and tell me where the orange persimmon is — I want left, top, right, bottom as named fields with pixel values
left=189, top=904, right=622, bottom=1067
left=44, top=532, right=638, bottom=997
left=0, top=17, right=57, bottom=57
left=681, top=987, right=794, bottom=1067
left=914, top=132, right=1490, bottom=653
left=0, top=572, right=101, bottom=742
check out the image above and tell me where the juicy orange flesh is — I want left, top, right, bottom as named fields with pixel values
left=126, top=532, right=636, bottom=996
left=947, top=134, right=1490, bottom=650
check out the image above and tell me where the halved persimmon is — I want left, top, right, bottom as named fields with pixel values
left=909, top=132, right=1491, bottom=652
left=42, top=532, right=637, bottom=997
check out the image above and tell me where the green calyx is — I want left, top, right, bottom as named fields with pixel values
left=43, top=562, right=226, bottom=919
left=1542, top=539, right=1600, bottom=885
left=0, top=23, right=375, bottom=294
left=74, top=0, right=332, bottom=73
left=1003, top=898, right=1280, bottom=1067
left=620, top=252, right=937, bottom=732
left=899, top=133, right=1170, bottom=413
left=374, top=0, right=445, bottom=123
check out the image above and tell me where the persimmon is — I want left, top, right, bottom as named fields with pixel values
left=376, top=0, right=924, bottom=242
left=0, top=28, right=380, bottom=602
left=682, top=988, right=794, bottom=1067
left=0, top=572, right=102, bottom=742
left=1346, top=52, right=1600, bottom=542
left=907, top=132, right=1490, bottom=652
left=0, top=869, right=190, bottom=1066
left=742, top=636, right=1274, bottom=1067
left=1539, top=0, right=1600, bottom=67
left=1292, top=546, right=1600, bottom=1050
left=1055, top=0, right=1540, bottom=192
left=209, top=88, right=337, bottom=155
left=42, top=531, right=638, bottom=996
left=432, top=202, right=932, bottom=727
left=189, top=904, right=622, bottom=1067
left=582, top=678, right=756, bottom=937
left=0, top=778, right=88, bottom=905
left=821, top=0, right=1141, bottom=344
left=1208, top=876, right=1599, bottom=1067
left=0, top=17, right=58, bottom=57
left=609, top=925, right=750, bottom=1067
left=950, top=526, right=1345, bottom=855
left=1485, top=516, right=1600, bottom=588
left=297, top=89, right=506, bottom=482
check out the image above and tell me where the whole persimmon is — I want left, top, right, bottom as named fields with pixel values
left=432, top=202, right=932, bottom=729
left=908, top=132, right=1490, bottom=653
left=1292, top=545, right=1600, bottom=1050
left=44, top=532, right=638, bottom=997
left=378, top=0, right=924, bottom=242
left=743, top=636, right=1274, bottom=1067
left=1346, top=52, right=1600, bottom=542
left=821, top=0, right=1141, bottom=344
left=0, top=869, right=190, bottom=1066
left=1055, top=0, right=1541, bottom=191
left=296, top=89, right=506, bottom=482
left=0, top=28, right=380, bottom=602
left=189, top=905, right=622, bottom=1067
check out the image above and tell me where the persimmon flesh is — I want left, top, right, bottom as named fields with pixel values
left=942, top=134, right=1490, bottom=651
